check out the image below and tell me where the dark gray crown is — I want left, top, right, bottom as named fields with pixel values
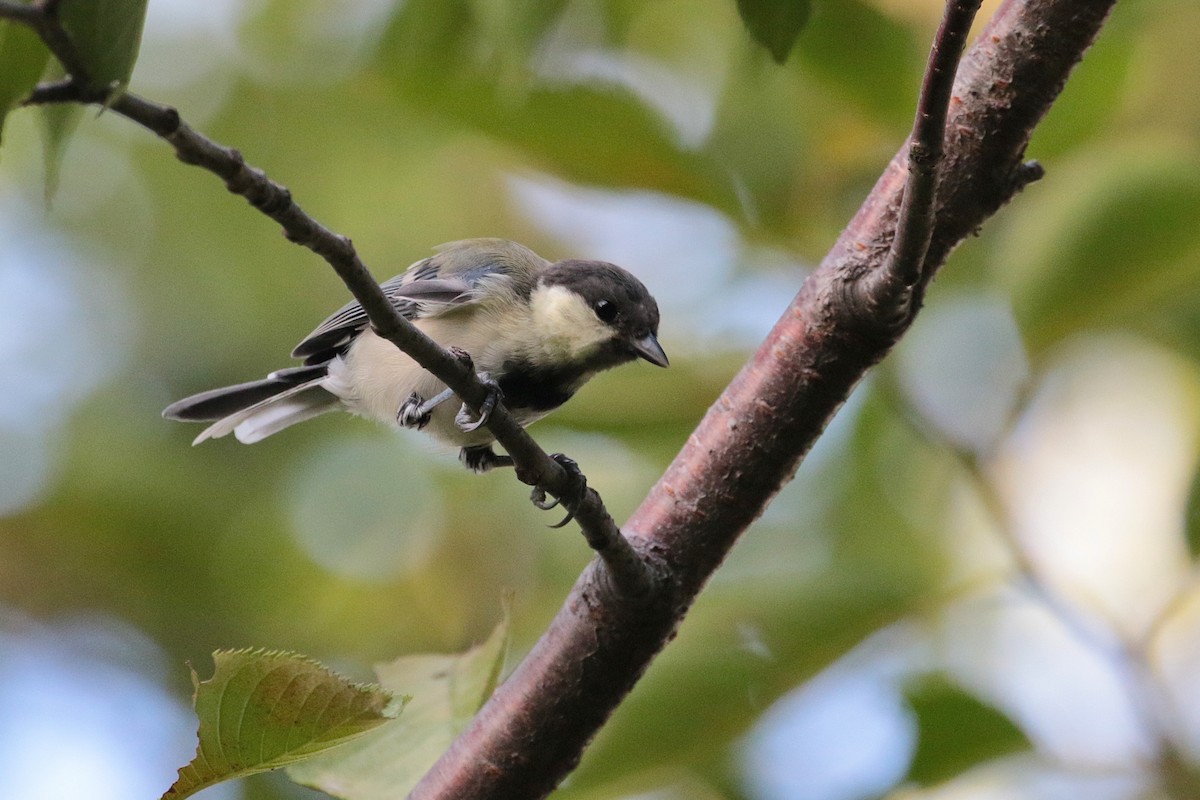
left=540, top=259, right=661, bottom=339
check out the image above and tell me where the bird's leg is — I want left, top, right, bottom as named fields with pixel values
left=529, top=453, right=587, bottom=528
left=459, top=445, right=514, bottom=474
left=397, top=387, right=455, bottom=429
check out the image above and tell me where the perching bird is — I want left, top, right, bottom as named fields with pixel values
left=163, top=239, right=668, bottom=472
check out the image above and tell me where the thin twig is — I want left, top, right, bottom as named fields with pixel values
left=2, top=4, right=654, bottom=597
left=0, top=1, right=38, bottom=23
left=3, top=0, right=1121, bottom=796
left=0, top=0, right=91, bottom=86
left=870, top=0, right=981, bottom=313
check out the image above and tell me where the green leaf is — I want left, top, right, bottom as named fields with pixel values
left=34, top=0, right=149, bottom=193
left=287, top=619, right=509, bottom=800
left=1027, top=3, right=1139, bottom=159
left=375, top=0, right=740, bottom=214
left=1186, top=460, right=1200, bottom=558
left=905, top=675, right=1030, bottom=785
left=735, top=0, right=811, bottom=64
left=162, top=649, right=402, bottom=800
left=38, top=86, right=82, bottom=204
left=59, top=0, right=148, bottom=89
left=995, top=142, right=1200, bottom=352
left=0, top=20, right=51, bottom=146
left=792, top=0, right=922, bottom=126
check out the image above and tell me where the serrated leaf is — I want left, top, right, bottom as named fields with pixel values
left=905, top=675, right=1030, bottom=785
left=59, top=0, right=148, bottom=89
left=287, top=619, right=509, bottom=800
left=162, top=649, right=402, bottom=800
left=0, top=20, right=51, bottom=146
left=735, top=0, right=811, bottom=64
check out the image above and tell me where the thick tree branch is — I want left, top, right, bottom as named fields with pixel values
left=4, top=0, right=1119, bottom=795
left=410, top=0, right=1116, bottom=797
left=1, top=4, right=654, bottom=597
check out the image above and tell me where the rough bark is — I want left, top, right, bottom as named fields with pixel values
left=410, top=0, right=1116, bottom=797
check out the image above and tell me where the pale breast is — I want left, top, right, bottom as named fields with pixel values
left=328, top=327, right=510, bottom=448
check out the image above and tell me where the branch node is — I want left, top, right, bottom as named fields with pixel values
left=258, top=183, right=292, bottom=216
left=448, top=345, right=475, bottom=369
left=594, top=536, right=672, bottom=603
left=866, top=0, right=980, bottom=315
left=1017, top=159, right=1045, bottom=187
left=908, top=139, right=936, bottom=169
left=160, top=106, right=181, bottom=134
left=174, top=146, right=201, bottom=167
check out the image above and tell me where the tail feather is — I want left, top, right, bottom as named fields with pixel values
left=191, top=376, right=337, bottom=445
left=166, top=364, right=341, bottom=445
left=232, top=392, right=337, bottom=444
left=164, top=365, right=328, bottom=422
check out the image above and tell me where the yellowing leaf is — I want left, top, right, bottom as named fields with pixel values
left=162, top=649, right=402, bottom=800
left=287, top=619, right=509, bottom=800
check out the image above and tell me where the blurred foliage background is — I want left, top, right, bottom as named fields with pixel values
left=1, top=0, right=1199, bottom=798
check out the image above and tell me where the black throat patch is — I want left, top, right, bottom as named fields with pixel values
left=497, top=360, right=591, bottom=412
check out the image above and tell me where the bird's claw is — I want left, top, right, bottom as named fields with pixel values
left=530, top=488, right=560, bottom=511
left=456, top=372, right=502, bottom=433
left=396, top=392, right=431, bottom=429
left=532, top=453, right=586, bottom=528
left=459, top=445, right=514, bottom=474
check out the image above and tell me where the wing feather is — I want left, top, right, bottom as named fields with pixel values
left=290, top=239, right=546, bottom=362
left=291, top=274, right=473, bottom=361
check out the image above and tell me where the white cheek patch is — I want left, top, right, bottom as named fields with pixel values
left=530, top=285, right=611, bottom=359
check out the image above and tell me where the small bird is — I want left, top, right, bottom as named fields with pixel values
left=163, top=239, right=668, bottom=473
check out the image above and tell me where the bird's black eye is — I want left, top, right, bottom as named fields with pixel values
left=594, top=299, right=619, bottom=323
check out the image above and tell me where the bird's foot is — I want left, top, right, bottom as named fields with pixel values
left=397, top=387, right=455, bottom=429
left=397, top=392, right=431, bottom=429
left=459, top=444, right=514, bottom=474
left=530, top=453, right=587, bottom=529
left=455, top=371, right=503, bottom=433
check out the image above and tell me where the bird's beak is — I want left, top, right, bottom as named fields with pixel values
left=632, top=332, right=669, bottom=367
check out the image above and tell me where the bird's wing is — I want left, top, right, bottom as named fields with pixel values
left=291, top=240, right=547, bottom=363
left=290, top=272, right=474, bottom=361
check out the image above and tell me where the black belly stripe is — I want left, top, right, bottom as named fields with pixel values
left=498, top=361, right=587, bottom=412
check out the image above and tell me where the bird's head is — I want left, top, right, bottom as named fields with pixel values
left=529, top=260, right=668, bottom=371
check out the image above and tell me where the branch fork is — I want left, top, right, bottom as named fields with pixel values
left=864, top=0, right=985, bottom=325
left=0, top=0, right=1119, bottom=795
